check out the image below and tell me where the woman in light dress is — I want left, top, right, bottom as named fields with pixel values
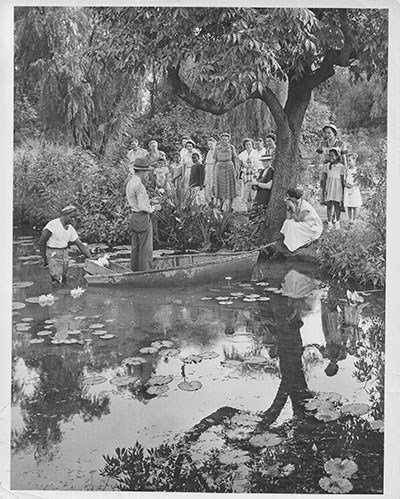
left=321, top=147, right=345, bottom=230
left=213, top=132, right=238, bottom=212
left=280, top=188, right=323, bottom=252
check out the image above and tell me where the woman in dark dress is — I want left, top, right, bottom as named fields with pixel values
left=253, top=154, right=274, bottom=206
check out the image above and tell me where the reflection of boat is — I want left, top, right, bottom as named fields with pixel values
left=84, top=249, right=262, bottom=287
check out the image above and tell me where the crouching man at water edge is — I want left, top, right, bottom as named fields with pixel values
left=126, top=157, right=161, bottom=271
left=39, top=205, right=91, bottom=284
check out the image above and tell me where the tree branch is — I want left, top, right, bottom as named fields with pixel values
left=250, top=85, right=287, bottom=128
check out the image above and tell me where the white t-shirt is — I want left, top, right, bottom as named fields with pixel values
left=44, top=218, right=79, bottom=248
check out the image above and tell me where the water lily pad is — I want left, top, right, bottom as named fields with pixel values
left=66, top=338, right=80, bottom=344
left=44, top=325, right=54, bottom=330
left=105, top=319, right=115, bottom=323
left=67, top=329, right=81, bottom=335
left=201, top=296, right=212, bottom=301
left=370, top=420, right=384, bottom=432
left=220, top=301, right=233, bottom=305
left=110, top=375, right=139, bottom=387
left=74, top=315, right=88, bottom=320
left=304, top=399, right=335, bottom=412
left=231, top=413, right=262, bottom=427
left=99, top=334, right=116, bottom=340
left=30, top=338, right=45, bottom=344
left=243, top=298, right=257, bottom=302
left=319, top=476, right=353, bottom=494
left=36, top=330, right=53, bottom=336
left=341, top=403, right=370, bottom=416
left=314, top=409, right=341, bottom=422
left=257, top=297, right=270, bottom=302
left=18, top=255, right=42, bottom=261
left=12, top=302, right=26, bottom=310
left=146, top=384, right=169, bottom=396
left=249, top=433, right=282, bottom=448
left=82, top=375, right=107, bottom=386
left=256, top=282, right=269, bottom=286
left=218, top=449, right=250, bottom=465
left=139, top=346, right=158, bottom=354
left=230, top=292, right=244, bottom=297
left=199, top=351, right=219, bottom=360
left=13, top=281, right=34, bottom=289
left=315, top=392, right=342, bottom=403
left=215, top=296, right=230, bottom=301
left=16, top=323, right=31, bottom=330
left=243, top=356, right=268, bottom=365
left=184, top=354, right=202, bottom=364
left=44, top=318, right=57, bottom=324
left=324, top=458, right=358, bottom=478
left=246, top=294, right=260, bottom=299
left=91, top=330, right=107, bottom=335
left=151, top=340, right=174, bottom=349
left=122, top=356, right=147, bottom=366
left=265, top=287, right=279, bottom=292
left=147, top=375, right=173, bottom=386
left=25, top=297, right=41, bottom=304
left=178, top=380, right=202, bottom=391
left=159, top=348, right=181, bottom=358
left=89, top=323, right=104, bottom=329
left=21, top=317, right=34, bottom=322
left=225, top=427, right=253, bottom=441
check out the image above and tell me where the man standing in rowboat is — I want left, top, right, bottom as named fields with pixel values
left=126, top=157, right=161, bottom=271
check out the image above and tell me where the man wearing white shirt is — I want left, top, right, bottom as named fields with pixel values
left=39, top=205, right=91, bottom=284
left=126, top=157, right=161, bottom=271
left=127, top=138, right=147, bottom=171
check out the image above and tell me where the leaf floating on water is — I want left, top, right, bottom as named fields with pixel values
left=91, top=330, right=107, bottom=336
left=82, top=375, right=107, bottom=386
left=139, top=346, right=158, bottom=354
left=199, top=351, right=219, bottom=360
left=249, top=433, right=282, bottom=448
left=30, top=338, right=45, bottom=344
left=99, top=334, right=116, bottom=340
left=21, top=317, right=34, bottom=322
left=122, top=356, right=147, bottom=366
left=44, top=319, right=57, bottom=324
left=215, top=296, right=230, bottom=301
left=184, top=354, right=202, bottom=364
left=74, top=316, right=87, bottom=320
left=264, top=287, right=279, bottom=292
left=230, top=292, right=244, bottom=297
left=220, top=301, right=233, bottom=305
left=44, top=325, right=54, bottom=330
left=110, top=375, right=139, bottom=387
left=257, top=297, right=270, bottom=302
left=12, top=302, right=26, bottom=310
left=341, top=403, right=370, bottom=416
left=25, top=297, right=41, bottom=304
left=67, top=329, right=81, bottom=335
left=243, top=356, right=268, bottom=365
left=314, top=409, right=341, bottom=422
left=151, top=340, right=174, bottom=349
left=89, top=323, right=104, bottom=329
left=231, top=412, right=263, bottom=427
left=147, top=384, right=169, bottom=396
left=36, top=330, right=53, bottom=336
left=200, top=296, right=212, bottom=301
left=159, top=348, right=181, bottom=358
left=324, top=458, right=358, bottom=478
left=147, top=375, right=173, bottom=386
left=178, top=380, right=202, bottom=391
left=105, top=319, right=115, bottom=323
left=218, top=449, right=250, bottom=465
left=256, top=282, right=269, bottom=286
left=13, top=281, right=34, bottom=289
left=304, top=399, right=334, bottom=412
left=319, top=476, right=353, bottom=494
left=246, top=294, right=260, bottom=299
left=243, top=298, right=257, bottom=302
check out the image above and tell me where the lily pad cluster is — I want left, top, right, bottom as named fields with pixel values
left=202, top=280, right=282, bottom=308
left=319, top=458, right=358, bottom=494
left=304, top=392, right=371, bottom=422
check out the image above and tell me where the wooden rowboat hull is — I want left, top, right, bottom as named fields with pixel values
left=84, top=250, right=260, bottom=287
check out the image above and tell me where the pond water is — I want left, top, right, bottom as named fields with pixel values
left=11, top=237, right=385, bottom=493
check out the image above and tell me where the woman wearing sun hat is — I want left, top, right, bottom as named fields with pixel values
left=213, top=132, right=238, bottom=212
left=39, top=205, right=91, bottom=284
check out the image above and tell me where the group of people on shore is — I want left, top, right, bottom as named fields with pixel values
left=38, top=124, right=363, bottom=282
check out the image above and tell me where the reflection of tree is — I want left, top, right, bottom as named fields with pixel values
left=12, top=353, right=110, bottom=461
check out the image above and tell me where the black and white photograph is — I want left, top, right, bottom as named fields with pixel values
left=1, top=1, right=399, bottom=497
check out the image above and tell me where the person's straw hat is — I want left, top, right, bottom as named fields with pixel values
left=133, top=157, right=153, bottom=171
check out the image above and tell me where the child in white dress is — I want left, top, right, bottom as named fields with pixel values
left=343, top=152, right=362, bottom=223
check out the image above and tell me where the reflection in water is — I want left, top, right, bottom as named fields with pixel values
left=11, top=244, right=384, bottom=492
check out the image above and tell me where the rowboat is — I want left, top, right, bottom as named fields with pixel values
left=83, top=248, right=263, bottom=287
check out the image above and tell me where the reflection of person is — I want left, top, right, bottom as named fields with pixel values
left=39, top=205, right=91, bottom=284
left=280, top=188, right=323, bottom=252
left=126, top=157, right=161, bottom=271
left=320, top=300, right=347, bottom=376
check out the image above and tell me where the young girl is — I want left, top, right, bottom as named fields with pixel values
left=343, top=152, right=362, bottom=223
left=321, top=147, right=345, bottom=230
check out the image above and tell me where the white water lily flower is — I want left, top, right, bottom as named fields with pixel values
left=70, top=287, right=86, bottom=299
left=97, top=254, right=110, bottom=267
left=38, top=294, right=55, bottom=307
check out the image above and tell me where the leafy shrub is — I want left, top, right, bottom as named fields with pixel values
left=13, top=139, right=97, bottom=229
left=317, top=225, right=385, bottom=288
left=100, top=442, right=231, bottom=492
